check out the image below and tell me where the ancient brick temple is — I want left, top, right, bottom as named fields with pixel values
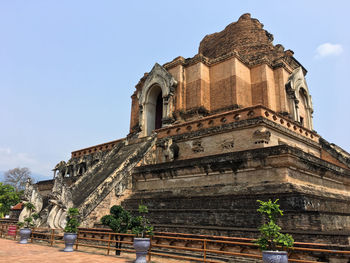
left=22, top=14, right=350, bottom=244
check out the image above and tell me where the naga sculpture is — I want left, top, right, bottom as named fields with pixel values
left=19, top=179, right=43, bottom=225
left=47, top=164, right=74, bottom=229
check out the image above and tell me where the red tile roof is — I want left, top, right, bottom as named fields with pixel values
left=11, top=203, right=23, bottom=210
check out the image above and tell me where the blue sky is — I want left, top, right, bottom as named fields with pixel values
left=0, top=1, right=349, bottom=180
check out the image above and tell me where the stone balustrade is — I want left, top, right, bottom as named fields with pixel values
left=71, top=138, right=124, bottom=158
left=72, top=105, right=319, bottom=159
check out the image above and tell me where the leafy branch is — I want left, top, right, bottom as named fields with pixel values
left=255, top=199, right=294, bottom=251
left=130, top=204, right=153, bottom=238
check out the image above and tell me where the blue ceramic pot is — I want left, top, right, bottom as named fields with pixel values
left=262, top=251, right=288, bottom=263
left=133, top=237, right=150, bottom=263
left=19, top=228, right=32, bottom=244
left=63, top=233, right=77, bottom=252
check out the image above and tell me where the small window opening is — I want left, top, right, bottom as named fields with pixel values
left=155, top=93, right=163, bottom=129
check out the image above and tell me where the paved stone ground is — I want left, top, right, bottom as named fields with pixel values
left=0, top=238, right=192, bottom=263
left=0, top=238, right=133, bottom=262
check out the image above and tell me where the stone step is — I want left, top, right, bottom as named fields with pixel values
left=76, top=136, right=156, bottom=219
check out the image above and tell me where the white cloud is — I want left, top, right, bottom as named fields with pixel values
left=315, top=43, right=343, bottom=58
left=0, top=147, right=51, bottom=179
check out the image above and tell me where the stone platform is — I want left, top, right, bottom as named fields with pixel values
left=0, top=238, right=194, bottom=263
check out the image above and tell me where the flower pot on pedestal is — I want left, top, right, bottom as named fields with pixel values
left=262, top=251, right=288, bottom=263
left=133, top=237, right=150, bottom=263
left=19, top=228, right=31, bottom=244
left=63, top=233, right=77, bottom=252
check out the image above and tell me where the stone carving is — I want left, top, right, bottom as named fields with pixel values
left=38, top=206, right=50, bottom=227
left=77, top=161, right=87, bottom=176
left=32, top=139, right=131, bottom=229
left=47, top=175, right=73, bottom=229
left=115, top=178, right=128, bottom=197
left=162, top=138, right=179, bottom=161
left=143, top=148, right=157, bottom=165
left=19, top=179, right=43, bottom=225
left=285, top=67, right=313, bottom=129
left=53, top=160, right=67, bottom=178
left=52, top=150, right=108, bottom=179
left=192, top=139, right=204, bottom=153
left=143, top=139, right=179, bottom=164
left=253, top=128, right=271, bottom=144
left=222, top=139, right=235, bottom=150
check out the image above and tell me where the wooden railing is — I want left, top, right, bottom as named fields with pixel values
left=1, top=223, right=350, bottom=263
left=0, top=221, right=17, bottom=240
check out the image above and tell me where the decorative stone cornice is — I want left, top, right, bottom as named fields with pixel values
left=139, top=63, right=177, bottom=105
left=155, top=105, right=319, bottom=144
left=133, top=144, right=350, bottom=178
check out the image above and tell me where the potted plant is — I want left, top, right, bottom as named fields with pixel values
left=256, top=199, right=294, bottom=263
left=101, top=205, right=131, bottom=255
left=63, top=208, right=80, bottom=252
left=130, top=204, right=154, bottom=263
left=17, top=202, right=39, bottom=244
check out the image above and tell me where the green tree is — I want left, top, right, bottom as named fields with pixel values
left=64, top=208, right=80, bottom=233
left=101, top=205, right=131, bottom=233
left=130, top=204, right=154, bottom=238
left=0, top=182, right=21, bottom=218
left=101, top=205, right=131, bottom=255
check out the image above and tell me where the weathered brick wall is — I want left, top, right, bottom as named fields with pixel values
left=198, top=13, right=285, bottom=64
left=82, top=188, right=119, bottom=227
left=129, top=92, right=139, bottom=132
left=83, top=187, right=133, bottom=228
left=321, top=149, right=349, bottom=169
left=152, top=116, right=320, bottom=163
left=128, top=13, right=302, bottom=133
left=124, top=145, right=350, bottom=244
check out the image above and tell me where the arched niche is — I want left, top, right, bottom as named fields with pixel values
left=143, top=85, right=163, bottom=136
left=298, top=88, right=309, bottom=127
left=138, top=63, right=177, bottom=137
left=285, top=67, right=313, bottom=130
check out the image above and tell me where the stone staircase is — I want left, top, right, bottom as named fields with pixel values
left=70, top=135, right=156, bottom=219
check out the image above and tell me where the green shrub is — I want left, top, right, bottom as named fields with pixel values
left=17, top=202, right=38, bottom=228
left=101, top=204, right=154, bottom=238
left=255, top=199, right=294, bottom=251
left=130, top=204, right=153, bottom=238
left=0, top=183, right=21, bottom=218
left=101, top=205, right=133, bottom=255
left=101, top=205, right=131, bottom=233
left=64, top=208, right=80, bottom=233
